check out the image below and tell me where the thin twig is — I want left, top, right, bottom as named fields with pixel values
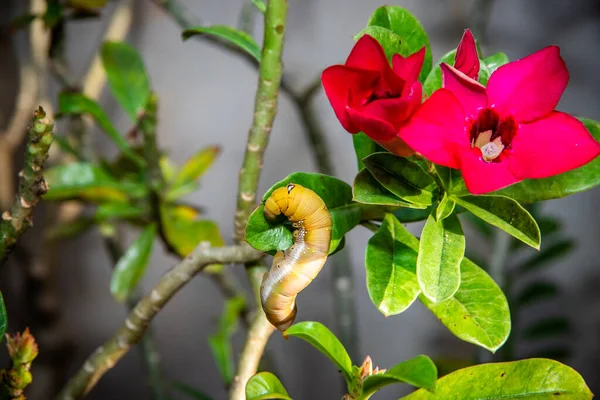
left=55, top=243, right=264, bottom=400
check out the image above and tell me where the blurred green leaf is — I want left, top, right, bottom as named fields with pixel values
left=182, top=25, right=261, bottom=62
left=362, top=355, right=437, bottom=396
left=353, top=26, right=405, bottom=61
left=251, top=0, right=266, bottom=13
left=401, top=359, right=592, bottom=399
left=58, top=92, right=145, bottom=167
left=95, top=202, right=146, bottom=221
left=101, top=41, right=151, bottom=121
left=423, top=50, right=455, bottom=97
left=520, top=240, right=574, bottom=273
left=43, top=2, right=63, bottom=28
left=285, top=321, right=353, bottom=385
left=110, top=224, right=156, bottom=303
left=169, top=380, right=214, bottom=400
left=353, top=169, right=414, bottom=207
left=352, top=132, right=385, bottom=171
left=365, top=6, right=432, bottom=82
left=66, top=0, right=107, bottom=9
left=209, top=297, right=246, bottom=385
left=522, top=317, right=570, bottom=340
left=453, top=195, right=540, bottom=249
left=417, top=214, right=464, bottom=303
left=483, top=52, right=509, bottom=73
left=166, top=181, right=200, bottom=201
left=0, top=292, right=6, bottom=344
left=246, top=372, right=291, bottom=400
left=45, top=217, right=96, bottom=241
left=496, top=119, right=600, bottom=202
left=172, top=145, right=221, bottom=187
left=515, top=281, right=560, bottom=307
left=365, top=214, right=421, bottom=316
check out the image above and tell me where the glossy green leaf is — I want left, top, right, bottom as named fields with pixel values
left=245, top=173, right=360, bottom=255
left=417, top=214, right=465, bottom=303
left=209, top=297, right=246, bottom=385
left=45, top=217, right=96, bottom=240
left=394, top=206, right=433, bottom=223
left=520, top=240, right=574, bottom=273
left=45, top=162, right=146, bottom=202
left=182, top=25, right=261, bottom=62
left=352, top=132, right=385, bottom=170
left=251, top=0, right=266, bottom=13
left=435, top=194, right=455, bottom=221
left=172, top=145, right=221, bottom=187
left=496, top=119, right=600, bottom=202
left=58, top=92, right=145, bottom=167
left=516, top=281, right=560, bottom=307
left=0, top=292, right=7, bottom=344
left=95, top=202, right=146, bottom=221
left=423, top=50, right=455, bottom=97
left=522, top=317, right=570, bottom=340
left=285, top=321, right=353, bottom=384
left=246, top=372, right=291, bottom=400
left=483, top=52, right=509, bottom=73
left=402, top=359, right=592, bottom=400
left=353, top=168, right=415, bottom=207
left=101, top=41, right=151, bottom=121
left=363, top=153, right=436, bottom=206
left=453, top=195, right=540, bottom=249
left=110, top=224, right=156, bottom=303
left=420, top=258, right=511, bottom=353
left=434, top=165, right=469, bottom=197
left=169, top=380, right=214, bottom=400
left=366, top=6, right=432, bottom=82
left=365, top=214, right=421, bottom=316
left=362, top=355, right=437, bottom=397
left=353, top=26, right=404, bottom=61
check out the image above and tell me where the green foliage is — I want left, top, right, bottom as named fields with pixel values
left=483, top=52, right=510, bottom=73
left=245, top=172, right=360, bottom=254
left=209, top=297, right=246, bottom=385
left=361, top=355, right=437, bottom=397
left=352, top=133, right=385, bottom=171
left=434, top=194, right=455, bottom=221
left=245, top=372, right=291, bottom=400
left=353, top=169, right=414, bottom=207
left=417, top=214, right=465, bottom=303
left=353, top=26, right=405, bottom=61
left=101, top=41, right=152, bottom=121
left=182, top=25, right=261, bottom=62
left=110, top=225, right=156, bottom=303
left=0, top=292, right=6, bottom=344
left=171, top=145, right=221, bottom=187
left=401, top=359, right=592, bottom=399
left=423, top=50, right=455, bottom=97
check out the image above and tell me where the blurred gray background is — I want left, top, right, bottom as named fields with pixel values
left=2, top=0, right=600, bottom=399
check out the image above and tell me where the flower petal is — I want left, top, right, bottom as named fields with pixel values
left=509, top=111, right=600, bottom=179
left=321, top=65, right=379, bottom=133
left=398, top=89, right=467, bottom=168
left=487, top=46, right=568, bottom=123
left=392, top=47, right=426, bottom=83
left=441, top=63, right=487, bottom=118
left=455, top=29, right=480, bottom=80
left=459, top=148, right=521, bottom=194
left=346, top=106, right=397, bottom=140
left=346, top=34, right=390, bottom=71
left=375, top=136, right=414, bottom=157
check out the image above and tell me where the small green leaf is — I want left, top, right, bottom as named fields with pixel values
left=209, top=297, right=246, bottom=385
left=353, top=168, right=415, bottom=207
left=353, top=26, right=404, bottom=61
left=95, top=202, right=146, bottom=221
left=285, top=321, right=353, bottom=384
left=435, top=194, right=455, bottom=221
left=417, top=214, right=465, bottom=303
left=515, top=281, right=560, bottom=307
left=101, top=41, right=151, bottom=121
left=453, top=195, right=540, bottom=249
left=182, top=25, right=261, bottom=62
left=483, top=52, right=509, bottom=73
left=45, top=162, right=146, bottom=202
left=362, top=355, right=437, bottom=396
left=522, top=317, right=570, bottom=340
left=434, top=165, right=468, bottom=197
left=520, top=240, right=574, bottom=273
left=365, top=6, right=432, bottom=82
left=352, top=132, right=385, bottom=170
left=401, top=359, right=592, bottom=400
left=172, top=145, right=221, bottom=187
left=58, top=92, right=145, bottom=167
left=0, top=292, right=7, bottom=344
left=251, top=0, right=266, bottom=13
left=110, top=225, right=156, bottom=303
left=246, top=372, right=291, bottom=400
left=423, top=50, right=455, bottom=97
left=365, top=214, right=421, bottom=316
left=363, top=153, right=436, bottom=207
left=496, top=119, right=600, bottom=202
left=245, top=173, right=360, bottom=255
left=169, top=380, right=214, bottom=400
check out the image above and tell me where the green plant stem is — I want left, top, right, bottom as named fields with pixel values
left=140, top=93, right=165, bottom=192
left=0, top=107, right=54, bottom=266
left=55, top=243, right=263, bottom=400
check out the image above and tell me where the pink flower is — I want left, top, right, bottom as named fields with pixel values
left=398, top=45, right=600, bottom=194
left=322, top=35, right=425, bottom=156
left=454, top=29, right=479, bottom=80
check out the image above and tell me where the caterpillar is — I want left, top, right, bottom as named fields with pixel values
left=260, top=183, right=332, bottom=331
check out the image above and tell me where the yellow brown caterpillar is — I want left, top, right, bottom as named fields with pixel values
left=260, top=183, right=332, bottom=331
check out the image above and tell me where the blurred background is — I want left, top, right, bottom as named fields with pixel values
left=1, top=0, right=600, bottom=399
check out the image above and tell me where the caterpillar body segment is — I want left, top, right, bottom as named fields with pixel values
left=260, top=183, right=333, bottom=331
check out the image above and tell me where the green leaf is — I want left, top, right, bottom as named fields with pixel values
left=423, top=50, right=455, bottom=97
left=95, top=202, right=147, bottom=221
left=362, top=355, right=437, bottom=397
left=172, top=145, right=221, bottom=187
left=394, top=206, right=433, bottom=223
left=483, top=52, right=509, bottom=73
left=401, top=359, right=592, bottom=400
left=477, top=61, right=491, bottom=86
left=0, top=292, right=6, bottom=344
left=169, top=380, right=214, bottom=400
left=45, top=162, right=146, bottom=202
left=365, top=6, right=432, bottom=82
left=434, top=165, right=469, bottom=197
left=417, top=214, right=465, bottom=303
left=520, top=240, right=574, bottom=273
left=166, top=181, right=200, bottom=201
left=453, top=195, right=540, bottom=249
left=110, top=224, right=156, bottom=303
left=363, top=153, right=436, bottom=207
left=420, top=258, right=511, bottom=353
left=353, top=168, right=415, bottom=207
left=101, top=41, right=151, bottom=121
left=353, top=26, right=404, bottom=61
left=435, top=194, right=455, bottom=221
left=245, top=173, right=360, bottom=255
left=522, top=317, right=570, bottom=340
left=246, top=372, right=291, bottom=400
left=496, top=119, right=600, bottom=202
left=285, top=321, right=353, bottom=384
left=45, top=217, right=96, bottom=240
left=251, top=0, right=266, bottom=14
left=352, top=132, right=385, bottom=171
left=43, top=2, right=63, bottom=28
left=182, top=25, right=261, bottom=62
left=515, top=281, right=560, bottom=307
left=365, top=214, right=421, bottom=316
left=209, top=297, right=246, bottom=385
left=58, top=92, right=145, bottom=167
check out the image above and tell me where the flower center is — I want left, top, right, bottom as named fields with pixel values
left=469, top=108, right=518, bottom=162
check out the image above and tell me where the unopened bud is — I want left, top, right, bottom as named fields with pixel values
left=6, top=328, right=39, bottom=365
